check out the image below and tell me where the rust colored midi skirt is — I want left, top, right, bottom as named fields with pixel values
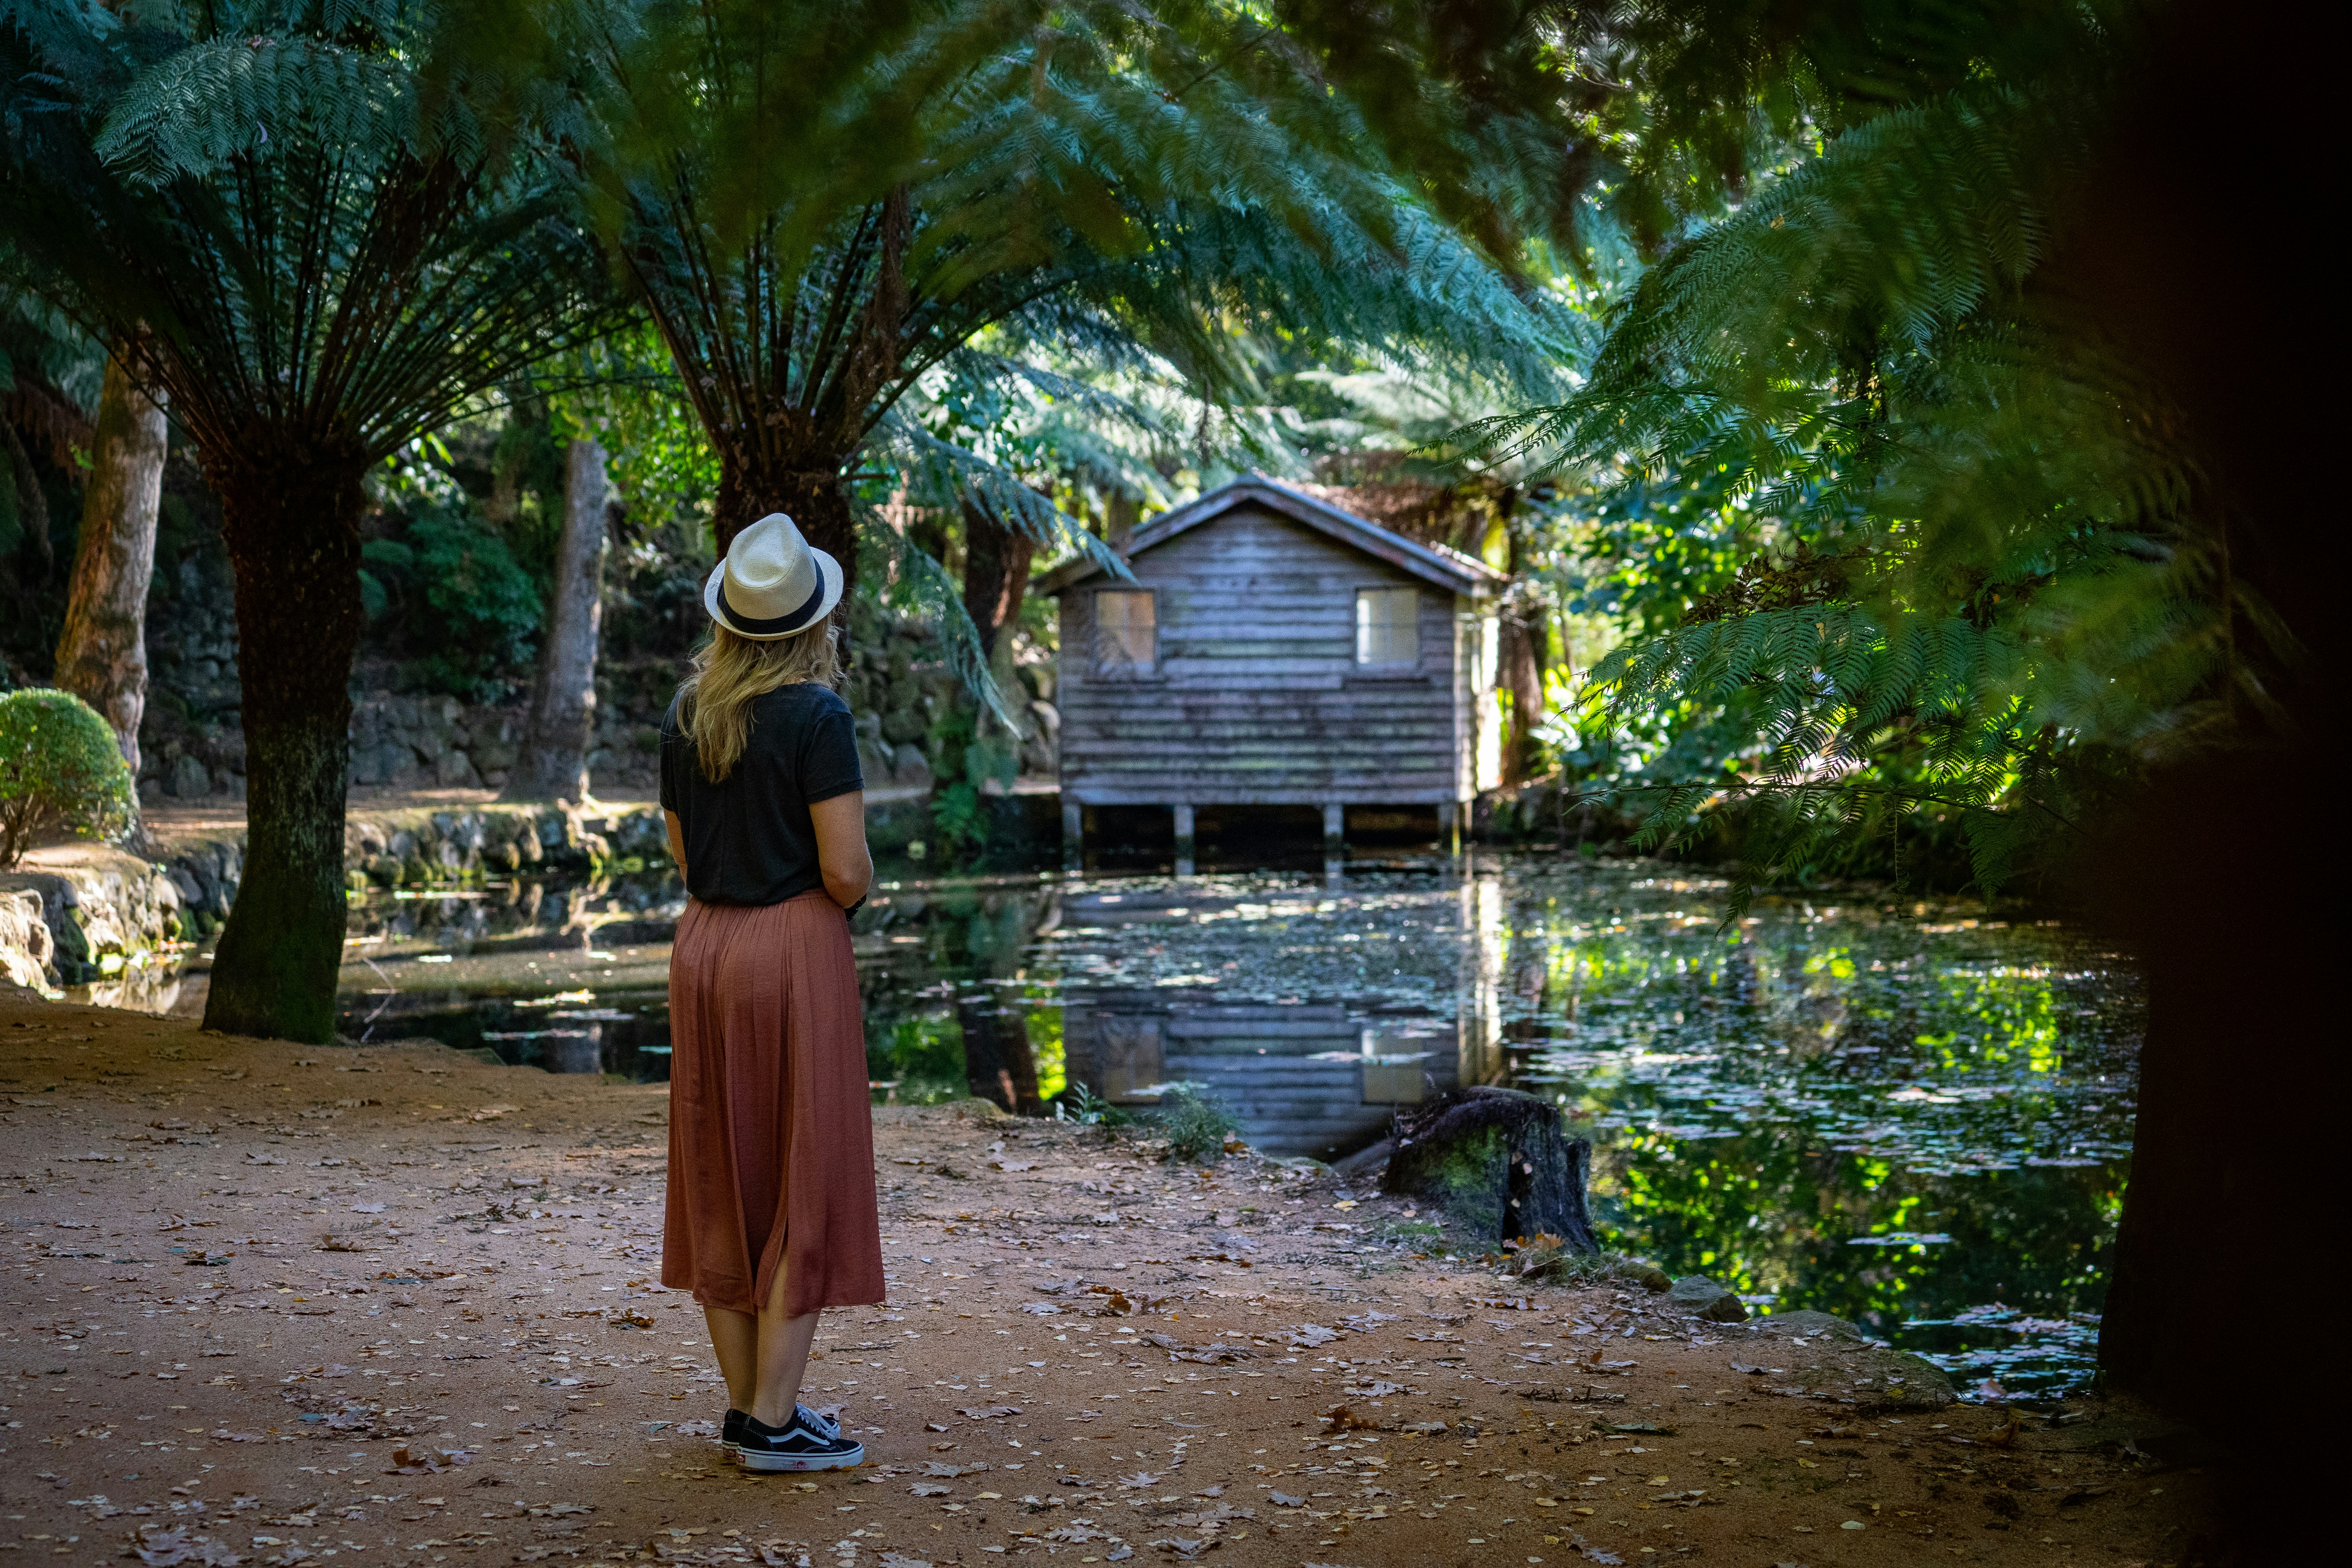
left=660, top=891, right=885, bottom=1318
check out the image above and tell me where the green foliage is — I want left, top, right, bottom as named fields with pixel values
left=927, top=781, right=985, bottom=862
left=94, top=32, right=414, bottom=185
left=921, top=701, right=1024, bottom=861
left=1025, top=1007, right=1066, bottom=1101
left=0, top=688, right=133, bottom=868
left=866, top=1012, right=971, bottom=1105
left=359, top=505, right=543, bottom=699
left=1053, top=1082, right=1134, bottom=1129
left=1439, top=2, right=2227, bottom=906
left=1511, top=1240, right=1660, bottom=1287
left=0, top=0, right=615, bottom=469
left=1154, top=1082, right=1238, bottom=1163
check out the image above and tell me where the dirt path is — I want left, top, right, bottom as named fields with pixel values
left=1, top=989, right=2211, bottom=1568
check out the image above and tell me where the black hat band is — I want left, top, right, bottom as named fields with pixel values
left=719, top=570, right=826, bottom=635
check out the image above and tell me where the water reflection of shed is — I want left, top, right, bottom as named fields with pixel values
left=1040, top=476, right=1508, bottom=867
left=1049, top=873, right=1509, bottom=1158
left=1062, top=990, right=1466, bottom=1159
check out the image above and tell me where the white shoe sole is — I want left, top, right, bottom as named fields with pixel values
left=740, top=1444, right=864, bottom=1472
left=723, top=1418, right=838, bottom=1463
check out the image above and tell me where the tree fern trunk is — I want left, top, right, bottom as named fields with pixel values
left=1497, top=607, right=1547, bottom=787
left=54, top=353, right=167, bottom=771
left=199, top=440, right=365, bottom=1045
left=958, top=992, right=1042, bottom=1114
left=2, top=417, right=53, bottom=584
left=961, top=496, right=1035, bottom=661
left=503, top=439, right=610, bottom=802
left=713, top=454, right=856, bottom=605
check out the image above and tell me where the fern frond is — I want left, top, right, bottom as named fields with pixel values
left=95, top=36, right=411, bottom=183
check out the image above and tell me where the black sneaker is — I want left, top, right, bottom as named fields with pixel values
left=736, top=1408, right=864, bottom=1472
left=722, top=1405, right=836, bottom=1459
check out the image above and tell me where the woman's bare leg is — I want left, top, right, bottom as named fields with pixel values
left=749, top=1262, right=820, bottom=1428
left=703, top=1269, right=822, bottom=1425
left=704, top=1306, right=758, bottom=1412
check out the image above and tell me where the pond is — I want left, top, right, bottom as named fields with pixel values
left=102, top=845, right=2141, bottom=1403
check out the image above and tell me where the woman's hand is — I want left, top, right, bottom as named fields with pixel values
left=664, top=808, right=688, bottom=883
left=809, top=792, right=872, bottom=909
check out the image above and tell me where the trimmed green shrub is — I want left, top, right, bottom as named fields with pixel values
left=0, top=688, right=135, bottom=868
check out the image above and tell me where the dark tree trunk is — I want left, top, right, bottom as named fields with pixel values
left=2094, top=764, right=2317, bottom=1392
left=958, top=993, right=1043, bottom=1114
left=961, top=496, right=1036, bottom=661
left=2058, top=10, right=2333, bottom=1548
left=1383, top=1086, right=1598, bottom=1248
left=1497, top=605, right=1548, bottom=787
left=713, top=455, right=856, bottom=602
left=503, top=439, right=611, bottom=802
left=198, top=438, right=366, bottom=1045
left=1103, top=490, right=1140, bottom=550
left=3, top=416, right=52, bottom=583
left=54, top=354, right=167, bottom=771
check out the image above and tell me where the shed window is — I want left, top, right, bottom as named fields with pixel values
left=1356, top=587, right=1420, bottom=664
left=1094, top=589, right=1156, bottom=673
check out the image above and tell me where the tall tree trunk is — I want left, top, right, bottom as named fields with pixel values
left=54, top=354, right=167, bottom=771
left=961, top=496, right=1035, bottom=661
left=483, top=387, right=546, bottom=528
left=1497, top=605, right=1548, bottom=787
left=502, top=439, right=611, bottom=802
left=198, top=439, right=366, bottom=1045
left=2063, top=11, right=2328, bottom=1548
left=1495, top=495, right=1547, bottom=788
left=1103, top=490, right=1139, bottom=550
left=2, top=417, right=52, bottom=583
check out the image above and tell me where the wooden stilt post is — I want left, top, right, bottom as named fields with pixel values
left=1439, top=799, right=1462, bottom=856
left=1062, top=799, right=1083, bottom=873
left=1172, top=802, right=1195, bottom=877
left=1323, top=800, right=1345, bottom=882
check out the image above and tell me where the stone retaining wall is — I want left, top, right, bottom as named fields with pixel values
left=138, top=630, right=1061, bottom=806
left=0, top=845, right=195, bottom=990
left=0, top=800, right=670, bottom=990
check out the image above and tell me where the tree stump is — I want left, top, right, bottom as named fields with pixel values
left=1382, top=1085, right=1599, bottom=1250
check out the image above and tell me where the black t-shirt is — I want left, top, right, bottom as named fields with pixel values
left=659, top=683, right=864, bottom=906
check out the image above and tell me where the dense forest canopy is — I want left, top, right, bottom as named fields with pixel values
left=0, top=0, right=2298, bottom=918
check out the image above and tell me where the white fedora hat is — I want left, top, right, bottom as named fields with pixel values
left=704, top=512, right=843, bottom=639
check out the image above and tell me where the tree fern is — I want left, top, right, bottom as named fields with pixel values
left=94, top=36, right=412, bottom=182
left=0, top=0, right=614, bottom=1040
left=1426, top=5, right=2260, bottom=905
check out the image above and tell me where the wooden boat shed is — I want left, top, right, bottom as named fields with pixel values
left=1038, top=475, right=1508, bottom=866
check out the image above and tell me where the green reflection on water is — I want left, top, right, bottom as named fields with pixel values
left=1499, top=872, right=2137, bottom=1396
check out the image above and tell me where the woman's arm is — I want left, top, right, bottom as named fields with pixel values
left=664, top=809, right=688, bottom=883
left=810, top=792, right=872, bottom=909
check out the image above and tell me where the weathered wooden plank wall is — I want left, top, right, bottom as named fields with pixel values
left=1057, top=502, right=1489, bottom=806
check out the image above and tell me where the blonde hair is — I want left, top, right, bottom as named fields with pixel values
left=677, top=616, right=845, bottom=782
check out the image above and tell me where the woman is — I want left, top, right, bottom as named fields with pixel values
left=658, top=511, right=882, bottom=1473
